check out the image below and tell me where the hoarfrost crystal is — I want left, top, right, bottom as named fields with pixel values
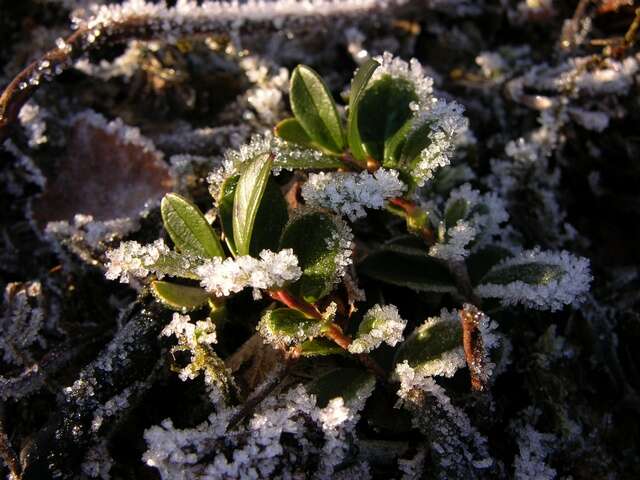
left=196, top=249, right=302, bottom=298
left=475, top=248, right=592, bottom=311
left=302, top=169, right=405, bottom=221
left=348, top=304, right=407, bottom=354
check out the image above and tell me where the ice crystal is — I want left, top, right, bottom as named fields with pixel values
left=302, top=169, right=405, bottom=221
left=104, top=239, right=170, bottom=283
left=18, top=101, right=48, bottom=148
left=348, top=304, right=407, bottom=354
left=429, top=183, right=509, bottom=261
left=475, top=248, right=592, bottom=311
left=1, top=282, right=47, bottom=365
left=143, top=381, right=373, bottom=479
left=196, top=249, right=302, bottom=298
left=412, top=99, right=468, bottom=185
left=512, top=417, right=557, bottom=480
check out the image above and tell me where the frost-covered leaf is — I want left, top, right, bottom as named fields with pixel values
left=219, top=174, right=288, bottom=257
left=347, top=58, right=379, bottom=161
left=33, top=112, right=173, bottom=225
left=258, top=308, right=323, bottom=345
left=299, top=338, right=346, bottom=357
left=290, top=65, right=345, bottom=154
left=475, top=249, right=592, bottom=311
left=150, top=281, right=209, bottom=312
left=161, top=193, right=224, bottom=258
left=359, top=247, right=456, bottom=293
left=480, top=263, right=564, bottom=286
left=273, top=143, right=344, bottom=170
left=105, top=240, right=203, bottom=283
left=348, top=304, right=407, bottom=354
left=444, top=198, right=469, bottom=228
left=279, top=211, right=353, bottom=302
left=357, top=75, right=418, bottom=162
left=395, top=312, right=464, bottom=378
left=307, top=367, right=375, bottom=408
left=466, top=246, right=514, bottom=285
left=274, top=117, right=313, bottom=147
left=233, top=152, right=273, bottom=256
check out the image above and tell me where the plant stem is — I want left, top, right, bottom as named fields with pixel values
left=269, top=289, right=391, bottom=384
left=390, top=199, right=487, bottom=392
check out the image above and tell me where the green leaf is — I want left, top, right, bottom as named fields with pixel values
left=347, top=58, right=379, bottom=161
left=359, top=247, right=456, bottom=293
left=279, top=211, right=348, bottom=302
left=444, top=198, right=468, bottom=228
left=161, top=193, right=224, bottom=258
left=357, top=75, right=418, bottom=163
left=274, top=117, right=313, bottom=147
left=150, top=251, right=204, bottom=280
left=299, top=338, right=346, bottom=357
left=479, top=262, right=565, bottom=286
left=219, top=174, right=288, bottom=257
left=290, top=65, right=345, bottom=154
left=395, top=318, right=463, bottom=371
left=259, top=308, right=323, bottom=343
left=151, top=280, right=209, bottom=312
left=400, top=120, right=433, bottom=167
left=383, top=118, right=413, bottom=168
left=466, top=246, right=513, bottom=285
left=218, top=175, right=239, bottom=255
left=307, top=367, right=375, bottom=408
left=273, top=143, right=344, bottom=170
left=232, top=152, right=273, bottom=256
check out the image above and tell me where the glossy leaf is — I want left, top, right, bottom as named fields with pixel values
left=466, top=246, right=513, bottom=285
left=290, top=65, right=345, bottom=154
left=151, top=281, right=209, bottom=312
left=232, top=152, right=273, bottom=256
left=273, top=144, right=344, bottom=170
left=357, top=75, right=418, bottom=163
left=479, top=262, right=565, bottom=286
left=395, top=318, right=463, bottom=370
left=274, top=117, right=313, bottom=147
left=279, top=211, right=346, bottom=302
left=259, top=308, right=322, bottom=343
left=359, top=247, right=456, bottom=293
left=219, top=175, right=288, bottom=257
left=307, top=367, right=375, bottom=408
left=149, top=251, right=204, bottom=280
left=347, top=58, right=379, bottom=161
left=299, top=338, right=345, bottom=357
left=444, top=198, right=468, bottom=228
left=161, top=193, right=224, bottom=258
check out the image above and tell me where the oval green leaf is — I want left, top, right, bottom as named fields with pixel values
left=232, top=152, right=273, bottom=256
left=151, top=280, right=210, bottom=312
left=307, top=367, right=375, bottom=408
left=290, top=65, right=345, bottom=154
left=219, top=174, right=288, bottom=257
left=347, top=58, right=379, bottom=161
left=274, top=117, right=313, bottom=147
left=161, top=193, right=224, bottom=258
left=359, top=247, right=456, bottom=293
left=279, top=211, right=348, bottom=302
left=357, top=75, right=418, bottom=163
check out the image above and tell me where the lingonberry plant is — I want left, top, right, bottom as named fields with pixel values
left=103, top=53, right=592, bottom=477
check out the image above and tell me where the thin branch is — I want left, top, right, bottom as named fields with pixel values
left=459, top=305, right=488, bottom=392
left=0, top=0, right=417, bottom=143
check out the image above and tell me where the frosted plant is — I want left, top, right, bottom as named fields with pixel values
left=196, top=249, right=302, bottom=299
left=348, top=304, right=407, bottom=354
left=302, top=169, right=406, bottom=221
left=94, top=52, right=596, bottom=480
left=475, top=248, right=592, bottom=311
